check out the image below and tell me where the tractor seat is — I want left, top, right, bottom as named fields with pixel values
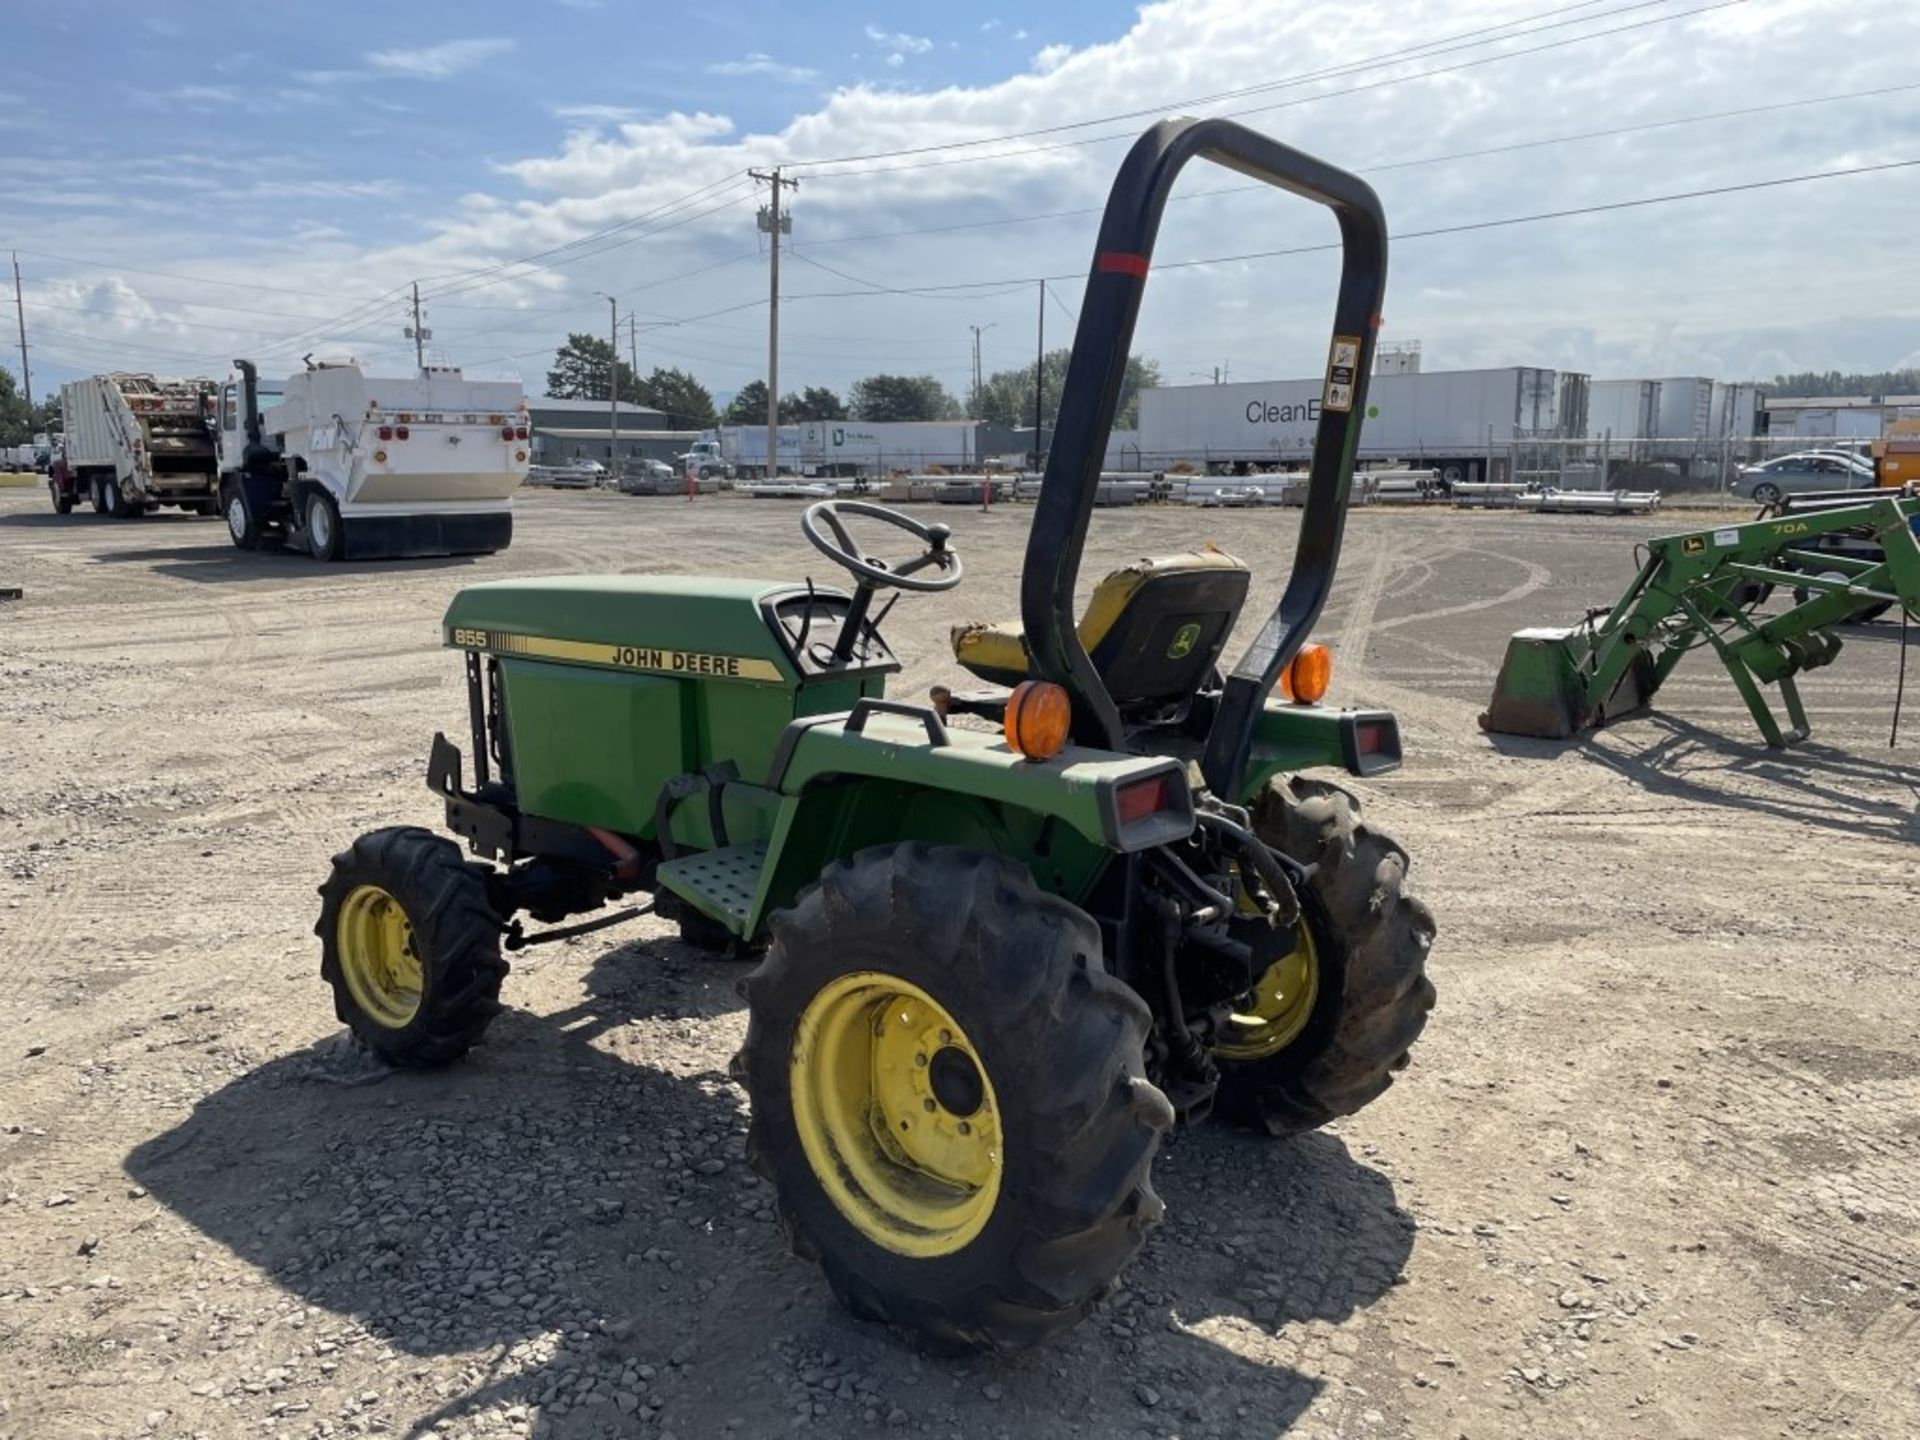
left=950, top=547, right=1251, bottom=710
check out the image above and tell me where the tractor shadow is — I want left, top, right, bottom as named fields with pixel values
left=1487, top=714, right=1920, bottom=841
left=126, top=939, right=1413, bottom=1439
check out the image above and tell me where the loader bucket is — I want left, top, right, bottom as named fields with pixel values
left=1479, top=625, right=1657, bottom=739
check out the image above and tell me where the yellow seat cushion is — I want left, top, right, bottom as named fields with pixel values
left=950, top=546, right=1248, bottom=687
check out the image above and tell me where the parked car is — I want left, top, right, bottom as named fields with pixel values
left=525, top=460, right=605, bottom=489
left=616, top=459, right=679, bottom=495
left=1731, top=451, right=1876, bottom=502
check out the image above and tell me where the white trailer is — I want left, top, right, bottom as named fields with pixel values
left=1137, top=366, right=1580, bottom=483
left=217, top=360, right=528, bottom=561
left=57, top=372, right=220, bottom=517
left=709, top=420, right=992, bottom=479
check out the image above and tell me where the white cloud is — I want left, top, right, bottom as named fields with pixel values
left=885, top=53, right=905, bottom=69
left=865, top=24, right=933, bottom=55
left=365, top=37, right=515, bottom=80
left=981, top=19, right=1001, bottom=32
left=553, top=103, right=649, bottom=124
left=708, top=53, right=820, bottom=84
left=1032, top=43, right=1074, bottom=74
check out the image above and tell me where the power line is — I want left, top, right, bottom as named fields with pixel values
left=780, top=0, right=1640, bottom=171
left=780, top=79, right=1920, bottom=256
left=798, top=0, right=1746, bottom=181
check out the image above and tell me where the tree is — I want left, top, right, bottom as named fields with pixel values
left=0, top=365, right=32, bottom=447
left=973, top=349, right=1161, bottom=431
left=783, top=385, right=846, bottom=421
left=848, top=373, right=960, bottom=422
left=722, top=379, right=772, bottom=425
left=545, top=333, right=639, bottom=401
left=1764, top=368, right=1920, bottom=399
left=634, top=366, right=717, bottom=429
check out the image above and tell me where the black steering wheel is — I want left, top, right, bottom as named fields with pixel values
left=800, top=499, right=963, bottom=593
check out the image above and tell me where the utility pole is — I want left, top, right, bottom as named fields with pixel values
left=1032, top=280, right=1046, bottom=471
left=406, top=282, right=431, bottom=370
left=626, top=314, right=638, bottom=380
left=606, top=294, right=619, bottom=472
left=750, top=166, right=797, bottom=476
left=968, top=323, right=995, bottom=416
left=12, top=253, right=30, bottom=409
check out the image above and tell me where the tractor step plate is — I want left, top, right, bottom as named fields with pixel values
left=656, top=841, right=768, bottom=935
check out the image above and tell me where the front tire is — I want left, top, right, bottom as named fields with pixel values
left=224, top=483, right=263, bottom=551
left=1212, top=777, right=1437, bottom=1136
left=316, top=826, right=507, bottom=1066
left=305, top=488, right=344, bottom=561
left=49, top=482, right=72, bottom=515
left=735, top=844, right=1171, bottom=1353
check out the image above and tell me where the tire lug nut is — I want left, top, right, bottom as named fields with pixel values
left=923, top=1098, right=936, bottom=1112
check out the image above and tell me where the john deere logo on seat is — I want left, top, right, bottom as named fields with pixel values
left=1166, top=623, right=1201, bottom=660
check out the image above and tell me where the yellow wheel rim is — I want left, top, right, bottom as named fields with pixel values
left=1215, top=920, right=1321, bottom=1062
left=335, top=884, right=424, bottom=1029
left=790, top=972, right=1003, bottom=1258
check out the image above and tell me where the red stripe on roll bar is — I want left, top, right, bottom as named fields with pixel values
left=1096, top=251, right=1149, bottom=277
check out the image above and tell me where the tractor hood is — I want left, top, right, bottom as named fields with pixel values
left=443, top=575, right=835, bottom=687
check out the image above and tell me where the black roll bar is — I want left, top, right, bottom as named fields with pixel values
left=1016, top=117, right=1388, bottom=798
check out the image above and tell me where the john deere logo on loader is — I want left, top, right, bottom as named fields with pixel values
left=1682, top=536, right=1707, bottom=555
left=1166, top=623, right=1201, bottom=660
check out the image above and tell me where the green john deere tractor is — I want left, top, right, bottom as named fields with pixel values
left=316, top=117, right=1436, bottom=1353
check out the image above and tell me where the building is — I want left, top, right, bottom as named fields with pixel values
left=527, top=396, right=698, bottom=466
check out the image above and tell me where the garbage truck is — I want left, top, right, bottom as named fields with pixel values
left=55, top=373, right=220, bottom=517
left=216, top=359, right=529, bottom=561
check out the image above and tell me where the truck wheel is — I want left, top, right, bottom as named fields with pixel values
left=90, top=479, right=109, bottom=515
left=49, top=482, right=72, bottom=515
left=316, top=826, right=508, bottom=1067
left=103, top=477, right=131, bottom=518
left=223, top=484, right=263, bottom=551
left=305, top=489, right=344, bottom=561
left=735, top=843, right=1171, bottom=1353
left=1211, top=777, right=1437, bottom=1136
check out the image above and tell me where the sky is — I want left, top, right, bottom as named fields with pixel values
left=2, top=0, right=1917, bottom=407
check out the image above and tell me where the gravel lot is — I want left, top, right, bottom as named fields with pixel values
left=1, top=485, right=1915, bottom=1440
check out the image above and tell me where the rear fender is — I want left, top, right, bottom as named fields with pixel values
left=743, top=702, right=1191, bottom=935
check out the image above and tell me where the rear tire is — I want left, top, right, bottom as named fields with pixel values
left=316, top=826, right=507, bottom=1067
left=103, top=477, right=132, bottom=518
left=49, top=482, right=71, bottom=515
left=1212, top=777, right=1437, bottom=1136
left=735, top=843, right=1171, bottom=1353
left=89, top=478, right=109, bottom=515
left=305, top=489, right=344, bottom=561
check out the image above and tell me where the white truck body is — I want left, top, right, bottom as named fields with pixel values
left=263, top=362, right=528, bottom=515
left=60, top=372, right=219, bottom=511
left=218, top=361, right=528, bottom=559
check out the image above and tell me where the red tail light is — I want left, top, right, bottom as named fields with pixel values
left=395, top=425, right=410, bottom=440
left=501, top=425, right=515, bottom=441
left=377, top=425, right=393, bottom=441
left=1114, top=774, right=1172, bottom=826
left=515, top=426, right=529, bottom=440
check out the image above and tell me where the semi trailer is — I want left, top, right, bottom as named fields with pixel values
left=699, top=420, right=1008, bottom=479
left=54, top=373, right=219, bottom=517
left=216, top=359, right=529, bottom=561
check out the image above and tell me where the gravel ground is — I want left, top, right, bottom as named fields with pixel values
left=0, top=486, right=1916, bottom=1440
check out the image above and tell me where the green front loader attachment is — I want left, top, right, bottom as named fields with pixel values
left=1482, top=490, right=1920, bottom=747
